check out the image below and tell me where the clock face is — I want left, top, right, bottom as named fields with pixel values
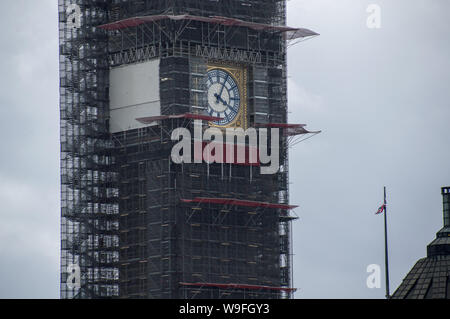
left=205, top=68, right=241, bottom=126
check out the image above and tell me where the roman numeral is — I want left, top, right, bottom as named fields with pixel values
left=228, top=106, right=238, bottom=114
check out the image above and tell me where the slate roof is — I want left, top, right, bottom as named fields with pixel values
left=391, top=187, right=450, bottom=299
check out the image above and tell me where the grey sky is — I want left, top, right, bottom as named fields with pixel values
left=0, top=0, right=59, bottom=298
left=288, top=0, right=450, bottom=298
left=0, top=0, right=449, bottom=298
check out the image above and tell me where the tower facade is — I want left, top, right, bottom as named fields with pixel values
left=59, top=0, right=318, bottom=299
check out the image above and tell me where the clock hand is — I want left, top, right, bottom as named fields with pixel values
left=214, top=93, right=228, bottom=106
left=218, top=74, right=229, bottom=98
left=213, top=92, right=221, bottom=104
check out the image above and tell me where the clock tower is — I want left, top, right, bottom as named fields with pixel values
left=59, top=0, right=318, bottom=299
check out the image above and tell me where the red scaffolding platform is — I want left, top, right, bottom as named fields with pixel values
left=136, top=113, right=222, bottom=124
left=181, top=197, right=298, bottom=210
left=180, top=282, right=297, bottom=293
left=98, top=14, right=319, bottom=42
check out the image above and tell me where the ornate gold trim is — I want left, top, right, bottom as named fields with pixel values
left=206, top=63, right=248, bottom=129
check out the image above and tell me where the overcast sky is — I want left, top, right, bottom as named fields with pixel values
left=0, top=0, right=449, bottom=299
left=288, top=0, right=450, bottom=298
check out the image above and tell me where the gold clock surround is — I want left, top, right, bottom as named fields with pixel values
left=206, top=63, right=248, bottom=130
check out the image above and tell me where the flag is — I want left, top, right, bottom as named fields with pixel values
left=376, top=204, right=385, bottom=215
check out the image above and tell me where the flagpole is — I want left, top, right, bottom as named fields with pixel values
left=383, top=186, right=390, bottom=298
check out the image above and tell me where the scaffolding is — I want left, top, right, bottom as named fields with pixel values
left=59, top=0, right=119, bottom=298
left=59, top=0, right=318, bottom=299
left=112, top=117, right=299, bottom=298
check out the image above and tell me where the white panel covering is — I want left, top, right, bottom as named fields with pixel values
left=109, top=59, right=160, bottom=133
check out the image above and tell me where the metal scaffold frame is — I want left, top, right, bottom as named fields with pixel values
left=60, top=0, right=318, bottom=299
left=112, top=116, right=299, bottom=298
left=59, top=0, right=119, bottom=299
